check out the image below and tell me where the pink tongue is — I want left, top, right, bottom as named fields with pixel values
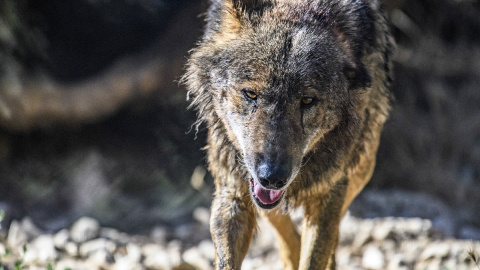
left=253, top=181, right=284, bottom=205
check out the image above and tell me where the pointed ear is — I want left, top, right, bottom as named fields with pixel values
left=343, top=62, right=371, bottom=90
left=217, top=1, right=244, bottom=40
left=216, top=0, right=269, bottom=41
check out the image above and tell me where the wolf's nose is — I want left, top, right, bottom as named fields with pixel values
left=256, top=159, right=291, bottom=189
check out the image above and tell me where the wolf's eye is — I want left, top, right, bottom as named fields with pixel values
left=242, top=89, right=257, bottom=101
left=301, top=96, right=315, bottom=106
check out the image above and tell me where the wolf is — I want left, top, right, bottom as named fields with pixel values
left=183, top=0, right=393, bottom=269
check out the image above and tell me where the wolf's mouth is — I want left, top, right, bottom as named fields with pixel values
left=249, top=179, right=284, bottom=209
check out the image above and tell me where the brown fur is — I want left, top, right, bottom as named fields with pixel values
left=183, top=0, right=393, bottom=269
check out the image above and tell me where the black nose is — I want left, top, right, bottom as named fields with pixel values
left=256, top=157, right=292, bottom=189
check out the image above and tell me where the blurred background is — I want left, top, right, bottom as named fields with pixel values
left=0, top=0, right=479, bottom=240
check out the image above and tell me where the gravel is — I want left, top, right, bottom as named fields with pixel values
left=1, top=212, right=479, bottom=270
left=1, top=190, right=479, bottom=270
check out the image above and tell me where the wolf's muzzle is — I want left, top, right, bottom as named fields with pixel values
left=256, top=157, right=292, bottom=190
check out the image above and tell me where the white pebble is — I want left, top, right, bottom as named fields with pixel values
left=53, top=229, right=70, bottom=249
left=362, top=246, right=385, bottom=270
left=23, top=235, right=57, bottom=264
left=70, top=217, right=100, bottom=243
left=183, top=247, right=213, bottom=270
left=7, top=220, right=28, bottom=247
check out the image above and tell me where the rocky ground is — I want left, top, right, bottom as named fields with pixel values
left=1, top=190, right=480, bottom=270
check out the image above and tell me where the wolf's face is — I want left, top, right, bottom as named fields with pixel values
left=188, top=2, right=371, bottom=209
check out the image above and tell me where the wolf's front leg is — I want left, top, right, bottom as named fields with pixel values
left=210, top=183, right=257, bottom=269
left=299, top=179, right=347, bottom=270
left=261, top=210, right=301, bottom=270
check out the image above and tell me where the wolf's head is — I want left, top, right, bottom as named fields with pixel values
left=185, top=0, right=374, bottom=209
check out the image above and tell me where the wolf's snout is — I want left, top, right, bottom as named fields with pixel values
left=256, top=158, right=292, bottom=189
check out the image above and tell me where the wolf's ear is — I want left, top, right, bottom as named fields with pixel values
left=343, top=62, right=371, bottom=90
left=217, top=0, right=269, bottom=40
